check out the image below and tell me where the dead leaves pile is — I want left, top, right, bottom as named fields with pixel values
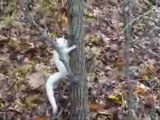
left=85, top=0, right=160, bottom=120
left=0, top=0, right=160, bottom=120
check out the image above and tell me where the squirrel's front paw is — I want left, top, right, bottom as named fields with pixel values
left=72, top=45, right=76, bottom=49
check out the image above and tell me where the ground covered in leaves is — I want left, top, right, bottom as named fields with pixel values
left=0, top=0, right=160, bottom=120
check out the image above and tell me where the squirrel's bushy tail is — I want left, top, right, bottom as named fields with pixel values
left=46, top=72, right=64, bottom=113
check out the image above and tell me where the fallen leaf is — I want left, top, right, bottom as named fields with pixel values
left=134, top=82, right=149, bottom=95
left=34, top=116, right=45, bottom=120
left=89, top=103, right=100, bottom=112
left=142, top=75, right=150, bottom=81
left=11, top=62, right=34, bottom=77
left=25, top=94, right=40, bottom=109
left=108, top=94, right=123, bottom=105
left=27, top=72, right=46, bottom=89
left=0, top=73, right=6, bottom=81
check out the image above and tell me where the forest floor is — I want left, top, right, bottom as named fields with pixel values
left=0, top=0, right=160, bottom=120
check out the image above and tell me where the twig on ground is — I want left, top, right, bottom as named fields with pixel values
left=121, top=7, right=154, bottom=35
left=133, top=44, right=160, bottom=59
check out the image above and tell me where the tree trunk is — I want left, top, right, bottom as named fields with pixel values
left=69, top=0, right=88, bottom=120
left=122, top=0, right=135, bottom=120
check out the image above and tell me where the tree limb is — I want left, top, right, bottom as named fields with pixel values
left=18, top=0, right=75, bottom=76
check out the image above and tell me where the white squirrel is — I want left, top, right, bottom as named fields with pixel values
left=46, top=37, right=76, bottom=114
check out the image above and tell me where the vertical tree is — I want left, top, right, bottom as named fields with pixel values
left=18, top=0, right=88, bottom=119
left=122, top=0, right=134, bottom=120
left=69, top=0, right=88, bottom=120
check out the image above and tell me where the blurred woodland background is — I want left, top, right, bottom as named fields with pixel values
left=0, top=0, right=160, bottom=120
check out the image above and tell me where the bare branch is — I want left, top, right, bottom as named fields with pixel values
left=18, top=0, right=74, bottom=78
left=17, top=0, right=57, bottom=48
left=121, top=7, right=154, bottom=34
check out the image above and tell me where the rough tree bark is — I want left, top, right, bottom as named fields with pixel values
left=69, top=0, right=88, bottom=120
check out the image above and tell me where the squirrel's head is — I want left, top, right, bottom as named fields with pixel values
left=55, top=37, right=68, bottom=48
